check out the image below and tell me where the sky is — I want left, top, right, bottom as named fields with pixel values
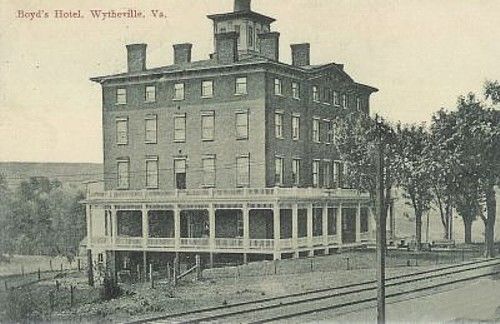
left=0, top=0, right=499, bottom=163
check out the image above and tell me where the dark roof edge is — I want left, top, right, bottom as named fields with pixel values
left=90, top=60, right=377, bottom=93
left=207, top=10, right=276, bottom=23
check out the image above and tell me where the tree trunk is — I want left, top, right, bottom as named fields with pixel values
left=415, top=209, right=422, bottom=250
left=445, top=203, right=452, bottom=240
left=463, top=217, right=472, bottom=244
left=484, top=186, right=497, bottom=258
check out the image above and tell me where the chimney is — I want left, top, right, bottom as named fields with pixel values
left=258, top=32, right=280, bottom=61
left=173, top=43, right=193, bottom=65
left=291, top=43, right=310, bottom=67
left=126, top=43, right=147, bottom=72
left=215, top=32, right=239, bottom=64
left=234, top=0, right=251, bottom=12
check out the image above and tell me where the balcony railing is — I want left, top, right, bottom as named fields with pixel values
left=279, top=238, right=293, bottom=249
left=312, top=236, right=325, bottom=246
left=87, top=187, right=369, bottom=201
left=215, top=238, right=244, bottom=249
left=148, top=238, right=175, bottom=248
left=249, top=239, right=274, bottom=250
left=91, top=234, right=359, bottom=251
left=328, top=234, right=339, bottom=244
left=180, top=238, right=210, bottom=249
left=297, top=237, right=309, bottom=248
left=115, top=237, right=143, bottom=248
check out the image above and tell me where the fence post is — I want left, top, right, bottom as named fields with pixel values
left=50, top=259, right=53, bottom=271
left=346, top=257, right=350, bottom=270
left=195, top=255, right=202, bottom=280
left=38, top=268, right=41, bottom=280
left=173, top=257, right=178, bottom=286
left=49, top=291, right=54, bottom=315
left=70, top=285, right=74, bottom=307
left=136, top=264, right=141, bottom=282
left=462, top=248, right=465, bottom=262
left=60, top=263, right=63, bottom=273
left=149, top=264, right=154, bottom=289
left=310, top=259, right=313, bottom=272
left=4, top=281, right=7, bottom=291
left=77, top=259, right=81, bottom=272
left=274, top=260, right=277, bottom=275
left=167, top=263, right=171, bottom=280
left=21, top=265, right=24, bottom=276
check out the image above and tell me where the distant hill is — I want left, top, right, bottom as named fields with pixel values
left=0, top=162, right=103, bottom=189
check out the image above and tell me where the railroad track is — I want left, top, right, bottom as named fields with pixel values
left=129, top=258, right=500, bottom=324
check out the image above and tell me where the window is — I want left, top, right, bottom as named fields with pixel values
left=146, top=157, right=159, bottom=189
left=356, top=97, right=361, bottom=110
left=275, top=157, right=284, bottom=186
left=312, top=160, right=320, bottom=188
left=236, top=112, right=249, bottom=140
left=292, top=115, right=300, bottom=140
left=275, top=112, right=283, bottom=139
left=323, top=161, right=331, bottom=188
left=236, top=155, right=250, bottom=187
left=333, top=161, right=342, bottom=188
left=174, top=83, right=184, bottom=100
left=274, top=78, right=282, bottom=95
left=235, top=25, right=241, bottom=44
left=235, top=77, right=247, bottom=95
left=201, top=112, right=215, bottom=141
left=145, top=85, right=156, bottom=102
left=117, top=159, right=129, bottom=189
left=292, top=82, right=300, bottom=99
left=312, top=86, right=320, bottom=102
left=312, top=118, right=320, bottom=143
left=116, top=88, right=126, bottom=105
left=342, top=93, right=347, bottom=108
left=145, top=115, right=157, bottom=144
left=333, top=91, right=340, bottom=106
left=116, top=118, right=128, bottom=145
left=248, top=26, right=254, bottom=47
left=360, top=208, right=369, bottom=232
left=201, top=80, right=214, bottom=98
left=202, top=155, right=216, bottom=187
left=327, top=120, right=336, bottom=144
left=174, top=159, right=187, bottom=189
left=219, top=26, right=226, bottom=33
left=324, top=89, right=331, bottom=104
left=174, top=114, right=186, bottom=142
left=292, top=159, right=301, bottom=186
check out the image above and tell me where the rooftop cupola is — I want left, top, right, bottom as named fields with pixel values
left=208, top=0, right=276, bottom=56
left=234, top=0, right=251, bottom=12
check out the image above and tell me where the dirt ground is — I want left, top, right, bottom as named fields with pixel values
left=0, top=250, right=491, bottom=323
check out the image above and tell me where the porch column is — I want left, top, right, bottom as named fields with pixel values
left=111, top=205, right=117, bottom=245
left=292, top=204, right=298, bottom=253
left=356, top=203, right=361, bottom=243
left=337, top=204, right=343, bottom=244
left=86, top=204, right=92, bottom=248
left=174, top=206, right=180, bottom=249
left=243, top=204, right=249, bottom=250
left=209, top=204, right=216, bottom=249
left=273, top=204, right=281, bottom=260
left=307, top=204, right=313, bottom=256
left=142, top=205, right=149, bottom=247
left=322, top=205, right=328, bottom=247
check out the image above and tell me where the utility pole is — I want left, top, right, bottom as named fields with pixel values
left=375, top=119, right=386, bottom=324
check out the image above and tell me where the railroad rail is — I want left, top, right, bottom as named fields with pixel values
left=128, top=258, right=500, bottom=324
